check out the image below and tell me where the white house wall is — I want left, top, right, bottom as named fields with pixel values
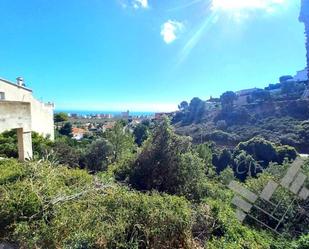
left=0, top=101, right=32, bottom=132
left=0, top=78, right=54, bottom=140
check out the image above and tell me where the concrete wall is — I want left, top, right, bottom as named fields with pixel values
left=0, top=79, right=33, bottom=102
left=31, top=98, right=55, bottom=139
left=0, top=101, right=31, bottom=132
left=0, top=78, right=54, bottom=139
left=0, top=101, right=33, bottom=160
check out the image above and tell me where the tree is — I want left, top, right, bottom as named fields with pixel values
left=59, top=122, right=72, bottom=137
left=31, top=132, right=53, bottom=158
left=178, top=101, right=189, bottom=111
left=233, top=137, right=298, bottom=180
left=0, top=130, right=18, bottom=158
left=213, top=149, right=232, bottom=173
left=220, top=91, right=237, bottom=111
left=186, top=97, right=205, bottom=123
left=195, top=143, right=214, bottom=175
left=133, top=123, right=149, bottom=146
left=81, top=139, right=113, bottom=171
left=104, top=121, right=135, bottom=163
left=235, top=137, right=278, bottom=167
left=54, top=112, right=69, bottom=123
left=280, top=75, right=293, bottom=83
left=281, top=81, right=296, bottom=96
left=0, top=131, right=53, bottom=159
left=129, top=118, right=207, bottom=200
left=52, top=140, right=81, bottom=167
left=233, top=150, right=261, bottom=181
left=251, top=89, right=271, bottom=102
left=276, top=145, right=297, bottom=164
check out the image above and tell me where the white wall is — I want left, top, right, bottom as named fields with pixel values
left=0, top=79, right=33, bottom=102
left=294, top=68, right=308, bottom=82
left=31, top=98, right=55, bottom=139
left=0, top=78, right=54, bottom=140
left=0, top=101, right=32, bottom=132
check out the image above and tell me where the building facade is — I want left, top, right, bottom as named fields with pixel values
left=294, top=68, right=308, bottom=82
left=0, top=77, right=54, bottom=160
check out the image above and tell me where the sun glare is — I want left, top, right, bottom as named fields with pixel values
left=211, top=0, right=285, bottom=12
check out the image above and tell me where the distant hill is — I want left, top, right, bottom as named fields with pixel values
left=173, top=78, right=309, bottom=153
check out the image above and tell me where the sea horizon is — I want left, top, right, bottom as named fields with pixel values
left=55, top=110, right=156, bottom=116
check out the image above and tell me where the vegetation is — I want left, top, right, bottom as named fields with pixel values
left=133, top=123, right=150, bottom=146
left=59, top=122, right=73, bottom=137
left=0, top=156, right=307, bottom=248
left=127, top=119, right=209, bottom=200
left=174, top=87, right=309, bottom=153
left=0, top=130, right=53, bottom=159
left=54, top=112, right=69, bottom=123
left=0, top=116, right=308, bottom=248
left=220, top=91, right=237, bottom=111
left=0, top=160, right=193, bottom=248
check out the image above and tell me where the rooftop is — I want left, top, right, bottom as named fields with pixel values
left=0, top=77, right=32, bottom=93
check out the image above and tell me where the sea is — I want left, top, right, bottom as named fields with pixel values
left=55, top=110, right=155, bottom=117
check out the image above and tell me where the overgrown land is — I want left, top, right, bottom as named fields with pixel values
left=1, top=80, right=309, bottom=248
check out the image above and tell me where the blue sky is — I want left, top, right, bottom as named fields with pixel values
left=0, top=0, right=306, bottom=112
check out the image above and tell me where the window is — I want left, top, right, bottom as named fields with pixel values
left=0, top=92, right=5, bottom=100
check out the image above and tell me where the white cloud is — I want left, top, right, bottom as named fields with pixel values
left=211, top=0, right=287, bottom=20
left=161, top=20, right=184, bottom=44
left=132, top=0, right=148, bottom=9
left=119, top=0, right=149, bottom=10
left=211, top=0, right=285, bottom=11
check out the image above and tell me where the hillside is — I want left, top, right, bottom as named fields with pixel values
left=173, top=80, right=309, bottom=153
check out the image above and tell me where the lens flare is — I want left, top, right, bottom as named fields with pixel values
left=211, top=0, right=285, bottom=12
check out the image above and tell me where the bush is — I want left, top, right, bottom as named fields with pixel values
left=233, top=150, right=262, bottom=181
left=0, top=131, right=53, bottom=159
left=133, top=123, right=149, bottom=146
left=80, top=139, right=113, bottom=171
left=0, top=159, right=26, bottom=184
left=232, top=137, right=298, bottom=180
left=215, top=107, right=252, bottom=126
left=292, top=234, right=309, bottom=249
left=236, top=137, right=278, bottom=167
left=204, top=199, right=275, bottom=249
left=59, top=122, right=73, bottom=137
left=129, top=119, right=208, bottom=200
left=276, top=145, right=297, bottom=164
left=0, top=159, right=194, bottom=249
left=0, top=130, right=18, bottom=158
left=213, top=149, right=233, bottom=173
left=52, top=140, right=81, bottom=167
left=205, top=130, right=239, bottom=145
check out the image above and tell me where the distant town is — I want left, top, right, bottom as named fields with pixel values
left=62, top=110, right=155, bottom=120
left=54, top=109, right=173, bottom=141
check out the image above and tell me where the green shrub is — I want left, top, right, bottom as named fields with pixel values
left=292, top=234, right=309, bottom=249
left=205, top=199, right=274, bottom=249
left=129, top=119, right=208, bottom=200
left=0, top=159, right=194, bottom=249
left=0, top=159, right=26, bottom=184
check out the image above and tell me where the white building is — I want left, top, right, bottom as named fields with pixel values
left=0, top=77, right=54, bottom=160
left=234, top=88, right=258, bottom=106
left=293, top=68, right=308, bottom=82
